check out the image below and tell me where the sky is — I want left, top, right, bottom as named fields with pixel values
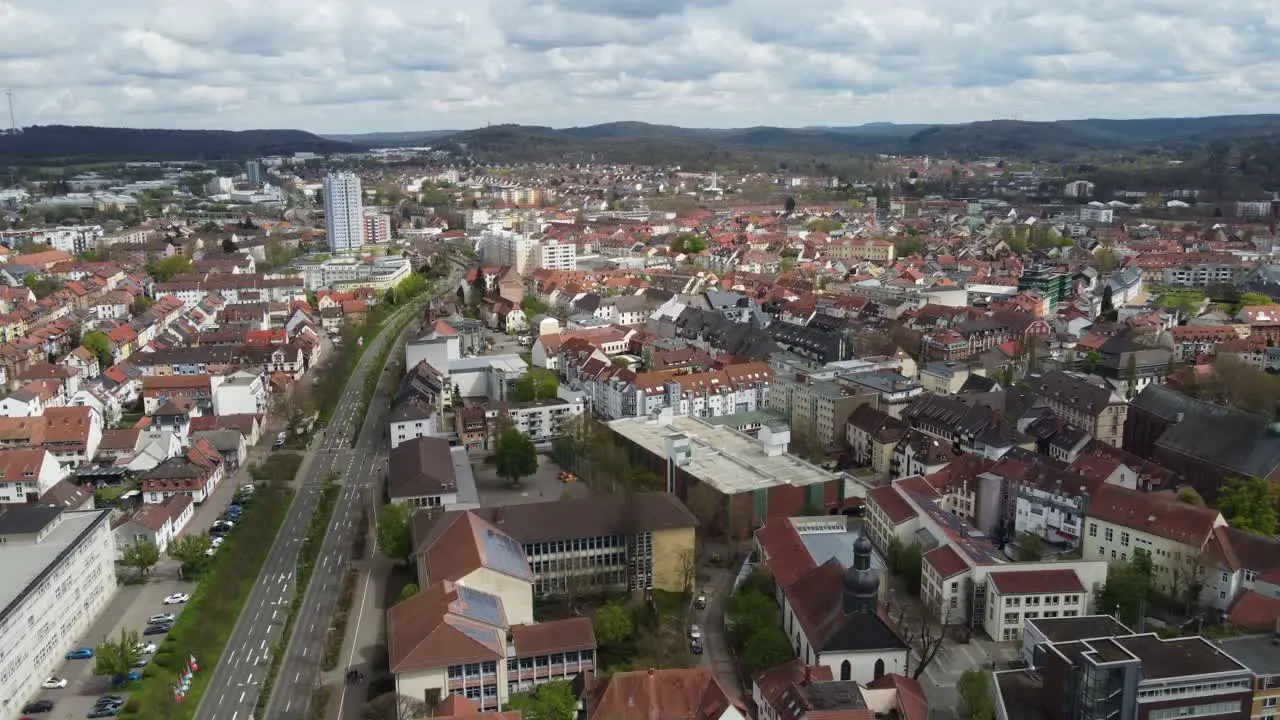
left=3, top=0, right=1279, bottom=134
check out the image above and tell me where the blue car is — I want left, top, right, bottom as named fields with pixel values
left=110, top=671, right=142, bottom=686
left=65, top=648, right=94, bottom=660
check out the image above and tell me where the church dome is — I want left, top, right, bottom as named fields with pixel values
left=842, top=535, right=879, bottom=603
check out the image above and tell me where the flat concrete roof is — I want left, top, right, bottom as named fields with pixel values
left=0, top=509, right=110, bottom=623
left=449, top=446, right=480, bottom=508
left=1215, top=635, right=1280, bottom=677
left=609, top=414, right=835, bottom=495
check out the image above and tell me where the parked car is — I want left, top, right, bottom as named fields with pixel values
left=134, top=642, right=157, bottom=654
left=42, top=676, right=68, bottom=689
left=142, top=624, right=170, bottom=636
left=163, top=593, right=189, bottom=605
left=22, top=699, right=55, bottom=713
left=688, top=624, right=702, bottom=640
left=690, top=638, right=704, bottom=655
left=65, top=648, right=94, bottom=660
left=147, top=613, right=175, bottom=625
left=85, top=709, right=119, bottom=719
left=132, top=658, right=148, bottom=668
left=695, top=592, right=707, bottom=609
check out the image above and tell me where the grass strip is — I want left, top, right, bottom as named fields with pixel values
left=117, top=483, right=293, bottom=718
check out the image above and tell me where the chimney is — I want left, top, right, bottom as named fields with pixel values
left=804, top=665, right=812, bottom=685
left=494, top=508, right=504, bottom=524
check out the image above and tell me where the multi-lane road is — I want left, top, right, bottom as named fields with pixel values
left=193, top=283, right=443, bottom=720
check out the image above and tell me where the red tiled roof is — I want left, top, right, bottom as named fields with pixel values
left=754, top=518, right=819, bottom=590
left=867, top=485, right=917, bottom=524
left=987, top=569, right=1083, bottom=595
left=1227, top=590, right=1280, bottom=632
left=923, top=545, right=969, bottom=579
left=1087, top=485, right=1222, bottom=548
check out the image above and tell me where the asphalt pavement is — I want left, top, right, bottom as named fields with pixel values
left=193, top=287, right=440, bottom=720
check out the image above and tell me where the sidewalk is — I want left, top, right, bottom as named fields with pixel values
left=324, top=554, right=394, bottom=718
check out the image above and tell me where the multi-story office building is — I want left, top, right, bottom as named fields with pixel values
left=412, top=493, right=698, bottom=597
left=391, top=512, right=595, bottom=711
left=996, top=616, right=1254, bottom=720
left=0, top=507, right=118, bottom=713
left=323, top=172, right=364, bottom=252
left=246, top=160, right=263, bottom=184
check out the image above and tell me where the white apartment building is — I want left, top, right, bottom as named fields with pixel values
left=324, top=172, right=364, bottom=252
left=536, top=239, right=577, bottom=271
left=297, top=255, right=412, bottom=291
left=502, top=395, right=585, bottom=443
left=1083, top=484, right=1225, bottom=595
left=363, top=209, right=393, bottom=244
left=211, top=371, right=269, bottom=417
left=0, top=225, right=104, bottom=254
left=0, top=508, right=118, bottom=713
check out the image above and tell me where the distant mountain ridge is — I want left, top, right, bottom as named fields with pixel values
left=407, top=115, right=1280, bottom=163
left=0, top=125, right=356, bottom=164
left=6, top=114, right=1280, bottom=166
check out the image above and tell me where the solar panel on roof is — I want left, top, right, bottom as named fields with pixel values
left=456, top=585, right=504, bottom=626
left=481, top=528, right=533, bottom=580
left=448, top=617, right=500, bottom=648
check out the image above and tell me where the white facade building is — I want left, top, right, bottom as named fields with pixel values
left=212, top=371, right=269, bottom=417
left=0, top=448, right=64, bottom=504
left=536, top=239, right=577, bottom=271
left=0, top=509, right=118, bottom=713
left=324, top=172, right=364, bottom=252
left=297, top=255, right=412, bottom=291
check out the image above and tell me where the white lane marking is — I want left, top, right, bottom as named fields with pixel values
left=260, top=639, right=266, bottom=650
left=302, top=647, right=308, bottom=657
left=295, top=671, right=301, bottom=683
left=285, top=700, right=291, bottom=713
left=239, top=691, right=245, bottom=703
left=232, top=713, right=238, bottom=720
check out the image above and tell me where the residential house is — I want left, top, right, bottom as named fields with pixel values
left=139, top=438, right=225, bottom=505
left=387, top=436, right=479, bottom=510
left=0, top=447, right=63, bottom=503
left=111, top=494, right=194, bottom=557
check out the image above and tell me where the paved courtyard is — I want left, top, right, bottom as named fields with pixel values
left=472, top=453, right=591, bottom=506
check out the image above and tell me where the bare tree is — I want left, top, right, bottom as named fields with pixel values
left=363, top=692, right=428, bottom=720
left=898, top=605, right=956, bottom=680
left=1168, top=549, right=1207, bottom=616
left=678, top=548, right=697, bottom=594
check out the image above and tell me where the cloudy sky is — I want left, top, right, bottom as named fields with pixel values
left=4, top=0, right=1278, bottom=134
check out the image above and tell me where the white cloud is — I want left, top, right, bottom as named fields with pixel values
left=0, top=0, right=1276, bottom=132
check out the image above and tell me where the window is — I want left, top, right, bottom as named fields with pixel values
left=1120, top=532, right=1130, bottom=547
left=840, top=660, right=851, bottom=681
left=1104, top=527, right=1114, bottom=542
left=1222, top=572, right=1230, bottom=583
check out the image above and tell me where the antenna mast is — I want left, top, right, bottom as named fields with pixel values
left=5, top=89, right=15, bottom=134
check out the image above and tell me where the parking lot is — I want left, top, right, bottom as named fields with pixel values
left=25, top=474, right=254, bottom=719
left=472, top=453, right=590, bottom=506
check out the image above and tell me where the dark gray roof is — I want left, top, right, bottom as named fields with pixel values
left=0, top=504, right=62, bottom=535
left=1027, top=370, right=1120, bottom=416
left=387, top=436, right=456, bottom=500
left=1154, top=399, right=1280, bottom=478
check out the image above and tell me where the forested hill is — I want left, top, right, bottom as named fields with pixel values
left=0, top=125, right=356, bottom=164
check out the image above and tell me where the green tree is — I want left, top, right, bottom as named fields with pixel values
left=1015, top=532, right=1044, bottom=562
left=397, top=582, right=419, bottom=602
left=1095, top=248, right=1120, bottom=274
left=741, top=626, right=793, bottom=674
left=512, top=368, right=559, bottom=402
left=94, top=629, right=143, bottom=680
left=122, top=539, right=160, bottom=576
left=957, top=669, right=996, bottom=720
left=1215, top=476, right=1280, bottom=536
left=670, top=233, right=707, bottom=254
left=521, top=297, right=549, bottom=315
left=1124, top=354, right=1138, bottom=399
left=82, top=330, right=114, bottom=368
left=149, top=255, right=193, bottom=281
left=506, top=680, right=577, bottom=720
left=493, top=424, right=538, bottom=486
left=1097, top=556, right=1153, bottom=629
left=594, top=602, right=634, bottom=649
left=376, top=502, right=414, bottom=564
left=167, top=533, right=212, bottom=579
